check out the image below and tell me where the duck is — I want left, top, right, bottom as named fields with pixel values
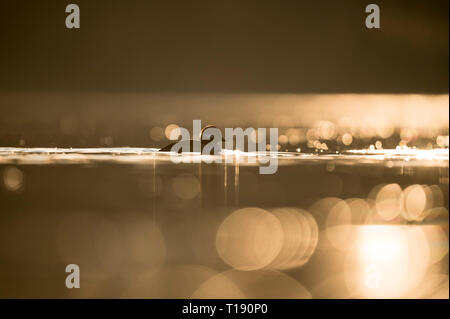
left=159, top=125, right=225, bottom=153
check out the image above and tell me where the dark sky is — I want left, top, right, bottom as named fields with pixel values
left=0, top=0, right=448, bottom=93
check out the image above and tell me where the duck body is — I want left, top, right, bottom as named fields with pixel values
left=159, top=125, right=228, bottom=153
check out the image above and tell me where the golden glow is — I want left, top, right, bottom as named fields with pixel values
left=193, top=269, right=311, bottom=299
left=374, top=183, right=403, bottom=221
left=2, top=166, right=24, bottom=192
left=345, top=225, right=430, bottom=298
left=342, top=133, right=353, bottom=146
left=165, top=124, right=180, bottom=140
left=270, top=208, right=319, bottom=269
left=215, top=208, right=284, bottom=271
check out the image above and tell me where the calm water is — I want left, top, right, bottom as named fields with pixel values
left=0, top=147, right=448, bottom=298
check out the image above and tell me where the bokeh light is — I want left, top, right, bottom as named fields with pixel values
left=215, top=208, right=284, bottom=271
left=2, top=166, right=24, bottom=192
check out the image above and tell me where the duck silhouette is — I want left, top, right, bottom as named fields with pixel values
left=159, top=125, right=226, bottom=153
